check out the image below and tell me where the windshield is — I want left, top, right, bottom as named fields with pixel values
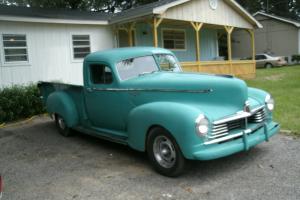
left=116, top=54, right=182, bottom=81
left=155, top=54, right=182, bottom=72
left=116, top=56, right=159, bottom=80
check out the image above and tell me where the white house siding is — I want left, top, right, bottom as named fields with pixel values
left=161, top=0, right=253, bottom=29
left=231, top=30, right=252, bottom=59
left=0, top=21, right=114, bottom=87
left=232, top=15, right=299, bottom=59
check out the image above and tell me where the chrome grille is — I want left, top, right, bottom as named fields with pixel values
left=211, top=119, right=244, bottom=139
left=249, top=107, right=266, bottom=123
left=210, top=106, right=266, bottom=139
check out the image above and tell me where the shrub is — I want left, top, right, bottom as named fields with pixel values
left=0, top=84, right=45, bottom=123
left=291, top=55, right=300, bottom=63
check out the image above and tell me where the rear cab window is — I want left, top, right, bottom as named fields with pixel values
left=90, top=64, right=113, bottom=84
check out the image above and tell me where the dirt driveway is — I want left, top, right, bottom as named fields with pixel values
left=0, top=117, right=299, bottom=200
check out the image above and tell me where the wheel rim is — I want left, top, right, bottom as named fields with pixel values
left=58, top=117, right=66, bottom=130
left=266, top=64, right=272, bottom=68
left=153, top=135, right=176, bottom=169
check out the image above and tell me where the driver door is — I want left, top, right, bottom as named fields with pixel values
left=84, top=62, right=125, bottom=132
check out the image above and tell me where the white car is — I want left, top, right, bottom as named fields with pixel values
left=255, top=54, right=287, bottom=68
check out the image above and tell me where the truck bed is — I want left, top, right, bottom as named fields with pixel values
left=38, top=82, right=85, bottom=120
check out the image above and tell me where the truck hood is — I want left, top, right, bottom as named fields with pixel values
left=121, top=72, right=249, bottom=119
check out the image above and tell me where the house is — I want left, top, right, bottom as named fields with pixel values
left=0, top=0, right=262, bottom=87
left=233, top=12, right=300, bottom=62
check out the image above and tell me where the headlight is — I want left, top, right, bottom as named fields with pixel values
left=265, top=94, right=275, bottom=111
left=195, top=114, right=209, bottom=137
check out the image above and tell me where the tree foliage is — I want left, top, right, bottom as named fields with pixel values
left=236, top=0, right=300, bottom=20
left=0, top=0, right=299, bottom=20
left=0, top=0, right=157, bottom=12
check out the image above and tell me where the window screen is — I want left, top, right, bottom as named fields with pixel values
left=2, top=34, right=28, bottom=62
left=90, top=64, right=113, bottom=84
left=72, top=35, right=91, bottom=59
left=162, top=29, right=185, bottom=50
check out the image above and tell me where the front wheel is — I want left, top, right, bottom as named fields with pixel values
left=55, top=114, right=72, bottom=137
left=147, top=127, right=186, bottom=177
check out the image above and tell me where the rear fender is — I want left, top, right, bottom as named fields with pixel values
left=127, top=102, right=204, bottom=159
left=46, top=91, right=79, bottom=128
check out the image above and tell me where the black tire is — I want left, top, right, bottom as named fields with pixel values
left=55, top=114, right=72, bottom=137
left=265, top=63, right=273, bottom=69
left=147, top=127, right=186, bottom=177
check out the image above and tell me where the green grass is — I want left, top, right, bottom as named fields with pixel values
left=246, top=66, right=300, bottom=135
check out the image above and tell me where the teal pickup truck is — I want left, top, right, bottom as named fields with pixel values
left=38, top=47, right=280, bottom=177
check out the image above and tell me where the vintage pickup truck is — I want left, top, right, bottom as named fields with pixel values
left=38, top=47, right=280, bottom=177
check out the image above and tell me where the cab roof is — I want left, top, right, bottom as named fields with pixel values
left=84, top=47, right=174, bottom=64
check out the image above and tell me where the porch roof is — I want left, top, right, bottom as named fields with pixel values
left=0, top=1, right=262, bottom=28
left=110, top=0, right=262, bottom=29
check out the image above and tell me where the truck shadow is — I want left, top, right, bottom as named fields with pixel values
left=72, top=129, right=266, bottom=178
left=40, top=120, right=267, bottom=179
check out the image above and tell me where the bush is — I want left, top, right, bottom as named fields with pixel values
left=0, top=84, right=45, bottom=123
left=292, top=55, right=300, bottom=63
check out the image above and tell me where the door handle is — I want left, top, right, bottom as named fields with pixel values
left=86, top=87, right=93, bottom=92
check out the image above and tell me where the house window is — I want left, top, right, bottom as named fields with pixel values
left=2, top=34, right=28, bottom=62
left=162, top=29, right=186, bottom=50
left=72, top=35, right=91, bottom=59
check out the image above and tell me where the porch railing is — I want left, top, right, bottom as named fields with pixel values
left=181, top=60, right=256, bottom=79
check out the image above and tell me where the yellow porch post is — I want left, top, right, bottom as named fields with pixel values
left=190, top=22, right=204, bottom=63
left=224, top=26, right=234, bottom=74
left=153, top=17, right=163, bottom=47
left=247, top=29, right=256, bottom=77
left=224, top=26, right=234, bottom=61
left=127, top=22, right=135, bottom=47
left=247, top=29, right=256, bottom=61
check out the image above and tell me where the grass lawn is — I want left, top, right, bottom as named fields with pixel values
left=246, top=65, right=300, bottom=135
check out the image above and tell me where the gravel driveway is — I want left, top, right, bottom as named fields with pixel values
left=0, top=116, right=299, bottom=200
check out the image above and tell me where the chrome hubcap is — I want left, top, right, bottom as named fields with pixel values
left=153, top=136, right=176, bottom=168
left=58, top=117, right=66, bottom=130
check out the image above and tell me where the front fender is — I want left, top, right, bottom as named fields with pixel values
left=248, top=87, right=268, bottom=104
left=127, top=102, right=205, bottom=159
left=46, top=91, right=79, bottom=128
left=248, top=87, right=273, bottom=120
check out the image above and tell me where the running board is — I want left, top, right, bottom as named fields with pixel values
left=75, top=126, right=128, bottom=145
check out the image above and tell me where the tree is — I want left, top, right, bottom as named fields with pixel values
left=1, top=0, right=299, bottom=20
left=0, top=0, right=158, bottom=12
left=236, top=0, right=263, bottom=14
left=236, top=0, right=300, bottom=20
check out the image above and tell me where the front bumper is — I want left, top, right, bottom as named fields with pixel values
left=192, top=121, right=280, bottom=160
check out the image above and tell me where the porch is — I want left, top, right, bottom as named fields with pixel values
left=111, top=0, right=260, bottom=79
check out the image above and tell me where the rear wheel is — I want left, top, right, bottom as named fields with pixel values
left=265, top=63, right=273, bottom=69
left=55, top=114, right=72, bottom=137
left=147, top=127, right=186, bottom=177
